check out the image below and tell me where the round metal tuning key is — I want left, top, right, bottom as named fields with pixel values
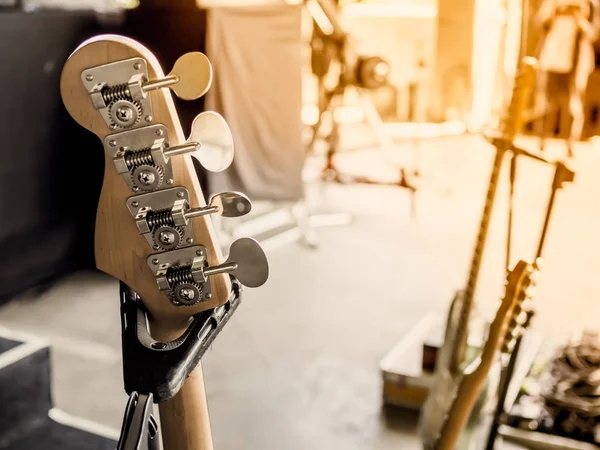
left=188, top=111, right=234, bottom=172
left=209, top=191, right=252, bottom=218
left=143, top=52, right=213, bottom=101
left=184, top=191, right=252, bottom=220
left=204, top=238, right=269, bottom=288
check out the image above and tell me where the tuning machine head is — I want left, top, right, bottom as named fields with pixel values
left=187, top=111, right=234, bottom=172
left=147, top=238, right=268, bottom=307
left=209, top=191, right=252, bottom=218
left=218, top=238, right=269, bottom=288
left=502, top=263, right=538, bottom=354
left=81, top=52, right=214, bottom=132
left=168, top=52, right=212, bottom=100
left=144, top=52, right=213, bottom=101
left=195, top=238, right=269, bottom=288
left=104, top=110, right=235, bottom=194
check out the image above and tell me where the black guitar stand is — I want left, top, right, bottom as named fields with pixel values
left=482, top=145, right=575, bottom=449
left=116, top=392, right=160, bottom=450
left=115, top=279, right=242, bottom=449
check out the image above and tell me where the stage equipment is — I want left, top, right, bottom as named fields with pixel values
left=60, top=35, right=269, bottom=449
left=382, top=57, right=576, bottom=447
left=306, top=0, right=418, bottom=204
left=0, top=326, right=117, bottom=448
left=428, top=261, right=535, bottom=450
left=501, top=331, right=600, bottom=448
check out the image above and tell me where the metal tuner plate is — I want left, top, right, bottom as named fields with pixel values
left=104, top=124, right=174, bottom=193
left=147, top=246, right=213, bottom=306
left=127, top=187, right=195, bottom=251
left=81, top=57, right=154, bottom=131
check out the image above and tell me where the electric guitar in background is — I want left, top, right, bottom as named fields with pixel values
left=418, top=57, right=538, bottom=449
left=60, top=35, right=269, bottom=449
left=431, top=260, right=537, bottom=450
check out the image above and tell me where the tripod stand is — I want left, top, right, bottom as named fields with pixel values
left=306, top=0, right=418, bottom=213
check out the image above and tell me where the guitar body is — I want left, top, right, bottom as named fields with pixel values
left=420, top=291, right=501, bottom=449
left=420, top=261, right=533, bottom=450
left=420, top=290, right=466, bottom=448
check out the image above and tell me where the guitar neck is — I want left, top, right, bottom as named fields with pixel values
left=151, top=324, right=213, bottom=450
left=434, top=366, right=483, bottom=450
left=434, top=260, right=531, bottom=449
left=447, top=57, right=537, bottom=373
left=159, top=367, right=213, bottom=449
left=449, top=146, right=506, bottom=372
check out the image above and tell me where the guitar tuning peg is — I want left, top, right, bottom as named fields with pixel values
left=209, top=191, right=252, bottom=217
left=142, top=52, right=213, bottom=101
left=203, top=238, right=268, bottom=288
left=189, top=191, right=252, bottom=218
left=173, top=191, right=251, bottom=225
left=186, top=111, right=234, bottom=172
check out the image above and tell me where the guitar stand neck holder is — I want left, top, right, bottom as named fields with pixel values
left=116, top=279, right=242, bottom=449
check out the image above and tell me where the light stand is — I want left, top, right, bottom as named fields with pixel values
left=306, top=0, right=418, bottom=212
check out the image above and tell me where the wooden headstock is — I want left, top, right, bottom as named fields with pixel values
left=60, top=35, right=267, bottom=333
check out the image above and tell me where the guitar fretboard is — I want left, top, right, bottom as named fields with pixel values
left=449, top=147, right=506, bottom=372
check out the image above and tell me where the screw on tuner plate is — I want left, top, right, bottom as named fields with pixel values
left=147, top=238, right=269, bottom=306
left=82, top=52, right=213, bottom=130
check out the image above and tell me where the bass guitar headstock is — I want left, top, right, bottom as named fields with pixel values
left=60, top=35, right=268, bottom=331
left=478, top=260, right=536, bottom=374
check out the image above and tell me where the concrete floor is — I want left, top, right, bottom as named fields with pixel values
left=1, top=133, right=598, bottom=449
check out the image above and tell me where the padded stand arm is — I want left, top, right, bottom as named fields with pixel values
left=119, top=279, right=242, bottom=403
